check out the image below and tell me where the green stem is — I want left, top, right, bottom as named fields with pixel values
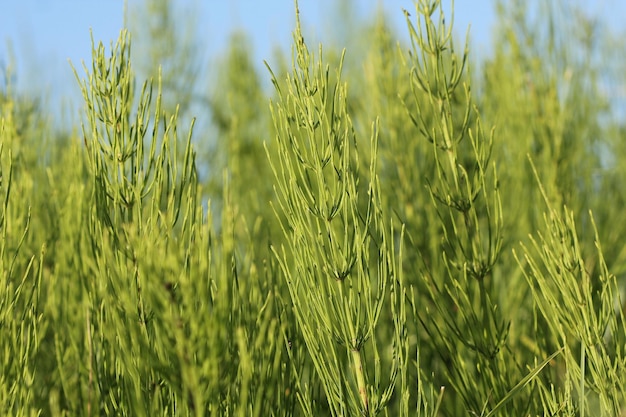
left=351, top=347, right=369, bottom=414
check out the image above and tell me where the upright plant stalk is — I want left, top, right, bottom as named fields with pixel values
left=73, top=29, right=197, bottom=322
left=0, top=94, right=45, bottom=417
left=266, top=3, right=406, bottom=415
left=69, top=28, right=295, bottom=417
left=72, top=29, right=200, bottom=415
left=515, top=163, right=626, bottom=416
left=400, top=1, right=536, bottom=414
left=74, top=30, right=196, bottom=237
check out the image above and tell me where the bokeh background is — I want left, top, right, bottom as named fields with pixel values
left=1, top=0, right=624, bottom=123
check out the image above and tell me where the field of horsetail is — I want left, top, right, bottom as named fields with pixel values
left=1, top=0, right=626, bottom=415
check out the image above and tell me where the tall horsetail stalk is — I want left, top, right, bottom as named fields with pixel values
left=265, top=2, right=407, bottom=415
left=401, top=1, right=512, bottom=411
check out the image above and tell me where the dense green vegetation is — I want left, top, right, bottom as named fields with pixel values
left=2, top=0, right=626, bottom=415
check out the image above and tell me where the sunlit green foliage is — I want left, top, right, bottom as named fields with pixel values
left=1, top=0, right=626, bottom=415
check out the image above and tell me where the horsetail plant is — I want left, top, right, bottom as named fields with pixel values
left=65, top=28, right=296, bottom=417
left=265, top=4, right=411, bottom=416
left=400, top=1, right=565, bottom=415
left=73, top=30, right=196, bottom=239
left=1, top=96, right=46, bottom=416
left=70, top=29, right=201, bottom=415
left=515, top=160, right=626, bottom=416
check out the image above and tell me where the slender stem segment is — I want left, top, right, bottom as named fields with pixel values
left=352, top=347, right=369, bottom=413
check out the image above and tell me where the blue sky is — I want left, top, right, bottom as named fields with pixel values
left=0, top=0, right=623, bottom=120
